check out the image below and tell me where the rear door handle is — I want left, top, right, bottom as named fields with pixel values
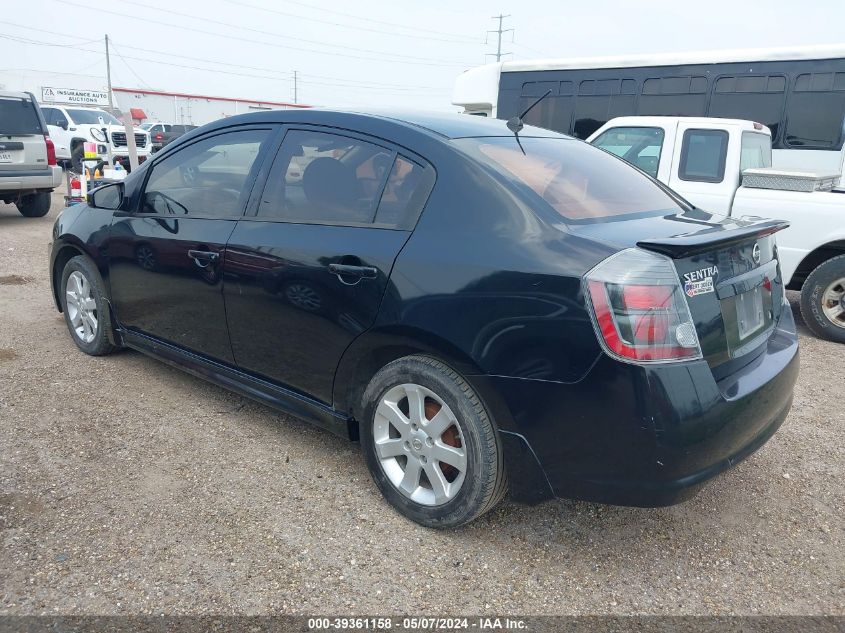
left=327, top=263, right=378, bottom=279
left=188, top=249, right=220, bottom=267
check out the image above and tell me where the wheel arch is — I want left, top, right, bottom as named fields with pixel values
left=333, top=326, right=486, bottom=435
left=788, top=240, right=845, bottom=290
left=51, top=242, right=88, bottom=312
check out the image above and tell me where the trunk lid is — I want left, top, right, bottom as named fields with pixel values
left=573, top=211, right=789, bottom=370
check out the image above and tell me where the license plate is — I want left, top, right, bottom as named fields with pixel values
left=0, top=152, right=12, bottom=163
left=736, top=285, right=766, bottom=340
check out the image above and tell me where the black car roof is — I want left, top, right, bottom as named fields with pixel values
left=201, top=108, right=569, bottom=141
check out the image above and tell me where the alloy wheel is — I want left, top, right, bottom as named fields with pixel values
left=65, top=271, right=98, bottom=343
left=373, top=383, right=467, bottom=506
left=821, top=277, right=845, bottom=329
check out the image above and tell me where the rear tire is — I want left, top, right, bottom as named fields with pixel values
left=800, top=254, right=845, bottom=344
left=60, top=256, right=118, bottom=356
left=360, top=355, right=507, bottom=528
left=16, top=192, right=51, bottom=217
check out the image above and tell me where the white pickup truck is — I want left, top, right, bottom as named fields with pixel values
left=587, top=116, right=845, bottom=343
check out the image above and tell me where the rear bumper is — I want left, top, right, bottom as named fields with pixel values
left=477, top=300, right=800, bottom=506
left=0, top=165, right=62, bottom=192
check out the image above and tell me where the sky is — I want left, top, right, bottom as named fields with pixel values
left=1, top=0, right=844, bottom=112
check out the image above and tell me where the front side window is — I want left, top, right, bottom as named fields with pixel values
left=66, top=108, right=121, bottom=126
left=454, top=136, right=682, bottom=223
left=740, top=132, right=772, bottom=172
left=679, top=129, right=728, bottom=183
left=591, top=126, right=665, bottom=177
left=141, top=128, right=270, bottom=217
left=258, top=129, right=394, bottom=225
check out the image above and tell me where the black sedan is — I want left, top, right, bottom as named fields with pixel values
left=49, top=109, right=799, bottom=527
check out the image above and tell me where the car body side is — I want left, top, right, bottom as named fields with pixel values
left=50, top=110, right=799, bottom=507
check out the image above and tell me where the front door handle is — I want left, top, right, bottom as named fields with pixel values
left=327, top=263, right=378, bottom=279
left=188, top=249, right=220, bottom=268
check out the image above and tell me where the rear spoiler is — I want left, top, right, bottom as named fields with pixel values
left=637, top=219, right=789, bottom=259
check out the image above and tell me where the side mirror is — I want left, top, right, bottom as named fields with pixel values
left=87, top=182, right=124, bottom=210
left=57, top=120, right=68, bottom=130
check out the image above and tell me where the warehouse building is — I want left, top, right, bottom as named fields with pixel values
left=113, top=87, right=308, bottom=126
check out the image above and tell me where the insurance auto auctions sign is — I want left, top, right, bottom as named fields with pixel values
left=41, top=87, right=109, bottom=106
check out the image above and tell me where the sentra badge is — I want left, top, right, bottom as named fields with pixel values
left=683, top=265, right=718, bottom=298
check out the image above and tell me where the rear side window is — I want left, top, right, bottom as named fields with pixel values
left=740, top=132, right=772, bottom=172
left=374, top=156, right=435, bottom=228
left=454, top=136, right=682, bottom=223
left=141, top=128, right=270, bottom=217
left=258, top=129, right=394, bottom=225
left=0, top=97, right=43, bottom=135
left=679, top=129, right=728, bottom=183
left=591, top=126, right=665, bottom=177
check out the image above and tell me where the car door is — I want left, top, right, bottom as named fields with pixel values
left=223, top=127, right=435, bottom=404
left=108, top=125, right=277, bottom=363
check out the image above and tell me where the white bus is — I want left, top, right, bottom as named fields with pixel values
left=452, top=45, right=845, bottom=179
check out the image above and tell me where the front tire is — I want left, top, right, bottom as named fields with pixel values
left=16, top=192, right=51, bottom=217
left=800, top=254, right=845, bottom=344
left=60, top=256, right=118, bottom=356
left=360, top=355, right=507, bottom=528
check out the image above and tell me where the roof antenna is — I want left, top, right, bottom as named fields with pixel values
left=506, top=89, right=551, bottom=154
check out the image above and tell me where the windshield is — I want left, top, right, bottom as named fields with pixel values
left=140, top=123, right=153, bottom=130
left=67, top=108, right=121, bottom=125
left=454, top=136, right=682, bottom=222
left=0, top=97, right=43, bottom=135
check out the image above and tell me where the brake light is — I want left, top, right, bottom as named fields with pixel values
left=44, top=136, right=57, bottom=166
left=154, top=133, right=163, bottom=140
left=585, top=248, right=702, bottom=363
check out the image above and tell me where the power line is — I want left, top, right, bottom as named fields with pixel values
left=52, top=0, right=475, bottom=68
left=263, top=0, right=478, bottom=41
left=0, top=24, right=445, bottom=91
left=0, top=31, right=450, bottom=96
left=109, top=41, right=153, bottom=89
left=221, top=0, right=479, bottom=44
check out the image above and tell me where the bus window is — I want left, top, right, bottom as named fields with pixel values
left=591, top=126, right=665, bottom=178
left=638, top=76, right=708, bottom=116
left=785, top=72, right=845, bottom=150
left=709, top=75, right=786, bottom=142
left=572, top=78, right=637, bottom=139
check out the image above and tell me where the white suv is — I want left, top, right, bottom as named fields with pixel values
left=39, top=105, right=152, bottom=170
left=0, top=91, right=62, bottom=217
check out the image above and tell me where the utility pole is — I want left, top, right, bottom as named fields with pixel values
left=105, top=34, right=138, bottom=170
left=293, top=71, right=298, bottom=104
left=486, top=14, right=512, bottom=62
left=105, top=34, right=114, bottom=110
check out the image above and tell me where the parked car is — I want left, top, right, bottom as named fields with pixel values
left=588, top=116, right=845, bottom=342
left=144, top=123, right=198, bottom=152
left=0, top=90, right=62, bottom=217
left=49, top=110, right=799, bottom=527
left=40, top=105, right=151, bottom=170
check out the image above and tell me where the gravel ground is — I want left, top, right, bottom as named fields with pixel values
left=0, top=186, right=842, bottom=616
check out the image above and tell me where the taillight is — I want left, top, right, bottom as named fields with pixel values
left=154, top=133, right=163, bottom=140
left=584, top=248, right=702, bottom=363
left=44, top=136, right=57, bottom=166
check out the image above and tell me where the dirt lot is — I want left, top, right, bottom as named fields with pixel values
left=0, top=187, right=842, bottom=616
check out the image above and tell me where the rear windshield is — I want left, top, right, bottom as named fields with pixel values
left=454, top=136, right=683, bottom=223
left=67, top=108, right=121, bottom=125
left=0, top=97, right=43, bottom=135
